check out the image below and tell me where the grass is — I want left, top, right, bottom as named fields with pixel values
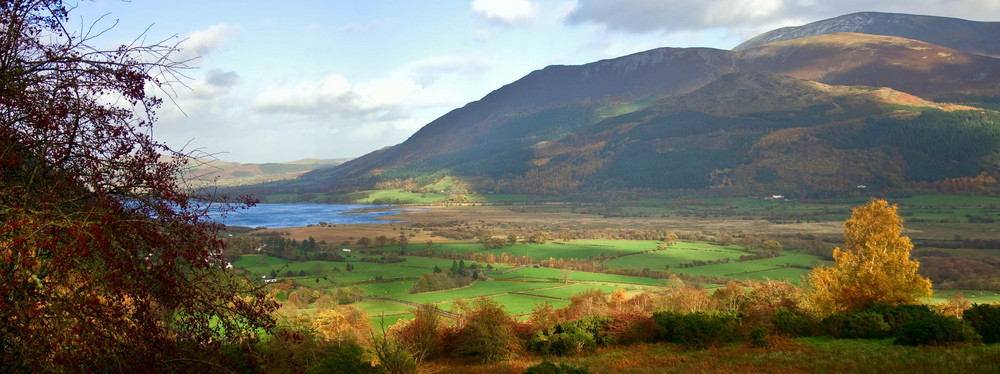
left=492, top=266, right=668, bottom=286
left=424, top=338, right=1000, bottom=374
left=430, top=240, right=662, bottom=262
left=606, top=241, right=749, bottom=270
left=353, top=189, right=449, bottom=204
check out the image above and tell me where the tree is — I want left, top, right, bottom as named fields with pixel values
left=506, top=234, right=518, bottom=246
left=760, top=240, right=783, bottom=255
left=807, top=199, right=932, bottom=316
left=0, top=1, right=277, bottom=371
left=451, top=298, right=518, bottom=363
left=397, top=233, right=409, bottom=254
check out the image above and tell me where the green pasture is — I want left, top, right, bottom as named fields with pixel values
left=435, top=293, right=571, bottom=316
left=352, top=299, right=413, bottom=316
left=353, top=189, right=448, bottom=204
left=724, top=267, right=812, bottom=284
left=493, top=266, right=668, bottom=286
left=929, top=289, right=1000, bottom=304
left=518, top=283, right=633, bottom=299
left=400, top=280, right=560, bottom=305
left=606, top=242, right=746, bottom=271
left=356, top=280, right=418, bottom=300
left=429, top=239, right=662, bottom=262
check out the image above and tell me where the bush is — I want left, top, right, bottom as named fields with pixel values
left=523, top=361, right=592, bottom=374
left=748, top=328, right=768, bottom=348
left=821, top=312, right=891, bottom=339
left=964, top=303, right=1000, bottom=344
left=772, top=309, right=817, bottom=337
left=653, top=311, right=739, bottom=349
left=894, top=314, right=980, bottom=346
left=451, top=298, right=518, bottom=363
left=305, top=344, right=378, bottom=374
left=526, top=317, right=614, bottom=356
left=866, top=303, right=936, bottom=331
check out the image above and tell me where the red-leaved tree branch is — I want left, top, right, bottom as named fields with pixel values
left=0, top=1, right=276, bottom=371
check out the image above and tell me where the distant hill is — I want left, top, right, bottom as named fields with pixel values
left=248, top=13, right=1000, bottom=200
left=734, top=11, right=1000, bottom=58
left=185, top=158, right=347, bottom=187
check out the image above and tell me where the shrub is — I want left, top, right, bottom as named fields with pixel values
left=451, top=298, right=518, bottom=363
left=305, top=344, right=377, bottom=374
left=866, top=303, right=936, bottom=331
left=398, top=306, right=443, bottom=362
left=653, top=311, right=739, bottom=349
left=893, top=314, right=980, bottom=346
left=523, top=361, right=592, bottom=374
left=772, top=309, right=817, bottom=337
left=821, top=312, right=891, bottom=339
left=748, top=328, right=768, bottom=348
left=527, top=317, right=614, bottom=356
left=964, top=303, right=1000, bottom=344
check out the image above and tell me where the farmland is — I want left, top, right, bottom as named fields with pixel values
left=228, top=194, right=1000, bottom=326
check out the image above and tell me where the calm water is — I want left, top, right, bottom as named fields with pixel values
left=207, top=204, right=407, bottom=228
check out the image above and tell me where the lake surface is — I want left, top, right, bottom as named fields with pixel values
left=207, top=204, right=408, bottom=228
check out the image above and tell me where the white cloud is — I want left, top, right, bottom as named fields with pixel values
left=250, top=54, right=492, bottom=120
left=472, top=0, right=539, bottom=24
left=175, top=23, right=242, bottom=64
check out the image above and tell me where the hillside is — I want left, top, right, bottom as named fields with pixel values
left=733, top=11, right=1000, bottom=58
left=250, top=14, right=1000, bottom=201
left=184, top=158, right=347, bottom=187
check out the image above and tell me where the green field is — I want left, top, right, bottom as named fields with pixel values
left=237, top=231, right=991, bottom=324
left=432, top=239, right=663, bottom=261
left=352, top=190, right=449, bottom=204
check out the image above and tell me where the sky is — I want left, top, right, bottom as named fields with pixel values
left=70, top=0, right=1000, bottom=163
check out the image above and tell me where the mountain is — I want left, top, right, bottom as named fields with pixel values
left=259, top=14, right=1000, bottom=200
left=734, top=12, right=1000, bottom=58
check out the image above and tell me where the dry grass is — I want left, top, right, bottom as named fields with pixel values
left=279, top=205, right=845, bottom=244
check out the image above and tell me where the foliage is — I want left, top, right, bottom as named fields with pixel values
left=262, top=326, right=376, bottom=374
left=409, top=272, right=474, bottom=294
left=963, top=304, right=1000, bottom=344
left=0, top=1, right=276, bottom=371
left=523, top=360, right=593, bottom=374
left=652, top=311, right=740, bottom=349
left=865, top=303, right=937, bottom=331
left=893, top=314, right=981, bottom=347
left=312, top=305, right=373, bottom=346
left=821, top=311, right=891, bottom=339
left=450, top=298, right=519, bottom=363
left=369, top=318, right=417, bottom=374
left=526, top=317, right=615, bottom=356
left=396, top=305, right=443, bottom=362
left=808, top=199, right=932, bottom=316
left=772, top=308, right=818, bottom=337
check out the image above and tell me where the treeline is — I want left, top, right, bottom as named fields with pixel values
left=409, top=260, right=485, bottom=294
left=225, top=235, right=347, bottom=262
left=918, top=254, right=1000, bottom=291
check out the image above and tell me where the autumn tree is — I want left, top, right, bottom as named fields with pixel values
left=450, top=298, right=518, bottom=363
left=0, top=1, right=276, bottom=371
left=807, top=199, right=932, bottom=316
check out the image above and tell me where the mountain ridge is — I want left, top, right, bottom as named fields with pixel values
left=734, top=11, right=1000, bottom=58
left=250, top=13, right=1000, bottom=200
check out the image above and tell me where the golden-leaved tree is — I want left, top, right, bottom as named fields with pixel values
left=808, top=199, right=932, bottom=316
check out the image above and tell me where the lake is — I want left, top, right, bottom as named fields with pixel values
left=207, top=203, right=409, bottom=228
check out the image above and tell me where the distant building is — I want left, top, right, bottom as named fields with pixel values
left=771, top=195, right=784, bottom=199
left=342, top=248, right=352, bottom=252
